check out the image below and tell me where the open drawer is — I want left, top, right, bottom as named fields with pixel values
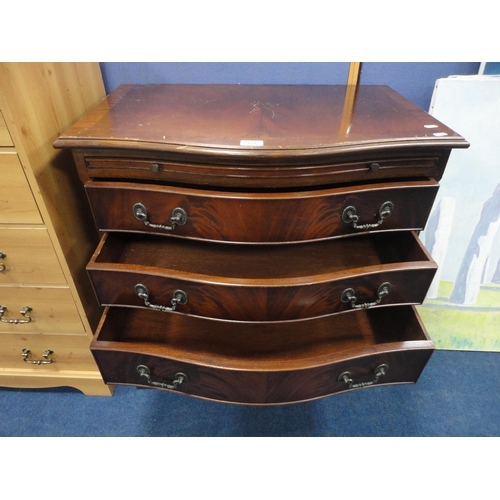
left=87, top=230, right=437, bottom=322
left=90, top=305, right=434, bottom=405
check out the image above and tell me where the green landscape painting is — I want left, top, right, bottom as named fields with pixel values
left=417, top=282, right=500, bottom=351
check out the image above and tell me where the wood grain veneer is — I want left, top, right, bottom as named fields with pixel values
left=85, top=179, right=439, bottom=243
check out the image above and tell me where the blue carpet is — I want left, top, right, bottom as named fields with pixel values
left=1, top=350, right=499, bottom=437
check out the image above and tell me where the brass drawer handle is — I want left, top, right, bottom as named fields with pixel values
left=0, top=251, right=6, bottom=272
left=22, top=348, right=54, bottom=365
left=137, top=365, right=189, bottom=390
left=338, top=364, right=389, bottom=389
left=133, top=203, right=187, bottom=231
left=134, top=284, right=188, bottom=312
left=342, top=201, right=394, bottom=230
left=0, top=305, right=33, bottom=324
left=341, top=282, right=392, bottom=309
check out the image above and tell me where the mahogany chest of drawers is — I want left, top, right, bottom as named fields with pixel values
left=54, top=84, right=469, bottom=404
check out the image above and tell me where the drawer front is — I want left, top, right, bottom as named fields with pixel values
left=90, top=305, right=434, bottom=404
left=85, top=179, right=439, bottom=243
left=0, top=227, right=66, bottom=284
left=92, top=338, right=433, bottom=405
left=0, top=111, right=14, bottom=147
left=88, top=268, right=436, bottom=322
left=0, top=332, right=97, bottom=371
left=84, top=154, right=444, bottom=188
left=0, top=152, right=42, bottom=224
left=0, top=286, right=85, bottom=334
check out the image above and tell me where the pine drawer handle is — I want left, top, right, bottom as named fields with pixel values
left=134, top=284, right=188, bottom=312
left=22, top=348, right=54, bottom=365
left=0, top=252, right=6, bottom=272
left=338, top=364, right=389, bottom=389
left=136, top=365, right=189, bottom=390
left=341, top=282, right=392, bottom=309
left=133, top=203, right=187, bottom=231
left=342, top=201, right=394, bottom=230
left=0, top=305, right=33, bottom=324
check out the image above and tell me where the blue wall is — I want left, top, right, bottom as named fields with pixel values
left=99, top=62, right=480, bottom=111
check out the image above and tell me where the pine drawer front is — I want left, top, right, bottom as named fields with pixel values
left=0, top=286, right=85, bottom=334
left=0, top=332, right=99, bottom=371
left=0, top=152, right=42, bottom=224
left=0, top=227, right=66, bottom=284
left=0, top=111, right=14, bottom=147
left=90, top=306, right=434, bottom=405
left=83, top=154, right=445, bottom=188
left=85, top=179, right=439, bottom=243
left=87, top=231, right=437, bottom=322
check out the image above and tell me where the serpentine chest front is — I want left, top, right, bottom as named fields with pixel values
left=54, top=84, right=468, bottom=404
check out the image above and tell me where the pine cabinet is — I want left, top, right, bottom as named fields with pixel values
left=0, top=63, right=112, bottom=395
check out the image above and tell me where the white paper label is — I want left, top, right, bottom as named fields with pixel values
left=240, top=140, right=264, bottom=146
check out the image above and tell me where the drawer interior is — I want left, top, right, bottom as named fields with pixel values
left=91, top=231, right=434, bottom=282
left=92, top=305, right=432, bottom=371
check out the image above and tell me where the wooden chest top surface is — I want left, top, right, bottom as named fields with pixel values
left=54, top=84, right=468, bottom=156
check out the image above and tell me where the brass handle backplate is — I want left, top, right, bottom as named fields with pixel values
left=0, top=305, right=33, bottom=324
left=136, top=365, right=188, bottom=390
left=22, top=349, right=54, bottom=365
left=341, top=282, right=392, bottom=310
left=338, top=364, right=389, bottom=389
left=134, top=284, right=188, bottom=312
left=342, top=201, right=394, bottom=230
left=133, top=203, right=187, bottom=231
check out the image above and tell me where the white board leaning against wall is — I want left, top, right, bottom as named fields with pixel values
left=418, top=75, right=500, bottom=352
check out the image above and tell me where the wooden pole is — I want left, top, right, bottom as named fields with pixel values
left=347, top=62, right=361, bottom=86
left=340, top=63, right=362, bottom=135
